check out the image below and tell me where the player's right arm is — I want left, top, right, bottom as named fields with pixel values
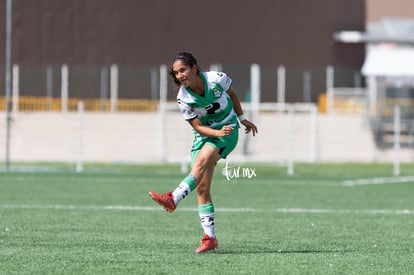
left=188, top=117, right=233, bottom=137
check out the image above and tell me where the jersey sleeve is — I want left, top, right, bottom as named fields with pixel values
left=177, top=97, right=197, bottom=121
left=210, top=71, right=233, bottom=91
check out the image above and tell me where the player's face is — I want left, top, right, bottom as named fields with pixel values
left=172, top=60, right=198, bottom=87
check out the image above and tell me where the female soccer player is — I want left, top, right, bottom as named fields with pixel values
left=149, top=52, right=258, bottom=253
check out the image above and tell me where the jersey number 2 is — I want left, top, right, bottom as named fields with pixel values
left=205, top=102, right=220, bottom=114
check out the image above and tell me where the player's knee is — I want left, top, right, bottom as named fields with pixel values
left=199, top=149, right=219, bottom=166
left=193, top=155, right=210, bottom=174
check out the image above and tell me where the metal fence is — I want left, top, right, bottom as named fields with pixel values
left=0, top=64, right=363, bottom=108
left=3, top=63, right=413, bottom=173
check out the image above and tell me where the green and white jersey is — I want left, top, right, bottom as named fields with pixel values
left=177, top=71, right=238, bottom=134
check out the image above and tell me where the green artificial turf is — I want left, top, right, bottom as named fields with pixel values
left=1, top=162, right=414, bottom=274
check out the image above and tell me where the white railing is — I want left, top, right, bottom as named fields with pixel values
left=2, top=64, right=413, bottom=175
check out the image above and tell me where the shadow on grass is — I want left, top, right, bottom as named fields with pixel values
left=214, top=249, right=350, bottom=255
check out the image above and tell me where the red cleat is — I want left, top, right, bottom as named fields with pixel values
left=149, top=191, right=176, bottom=212
left=195, top=235, right=218, bottom=253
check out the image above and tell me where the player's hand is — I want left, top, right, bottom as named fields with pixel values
left=216, top=125, right=233, bottom=137
left=241, top=120, right=258, bottom=136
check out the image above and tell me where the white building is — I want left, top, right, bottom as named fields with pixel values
left=334, top=17, right=414, bottom=148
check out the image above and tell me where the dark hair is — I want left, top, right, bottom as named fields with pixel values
left=168, top=52, right=201, bottom=86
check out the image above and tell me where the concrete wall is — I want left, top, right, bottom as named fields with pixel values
left=1, top=112, right=412, bottom=164
left=0, top=0, right=365, bottom=67
left=0, top=0, right=365, bottom=103
left=366, top=0, right=414, bottom=22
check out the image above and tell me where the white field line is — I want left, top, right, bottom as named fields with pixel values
left=342, top=176, right=414, bottom=186
left=1, top=204, right=414, bottom=215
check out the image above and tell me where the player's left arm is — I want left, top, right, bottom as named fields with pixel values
left=226, top=87, right=258, bottom=136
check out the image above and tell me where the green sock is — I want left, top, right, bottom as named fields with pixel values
left=198, top=203, right=215, bottom=238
